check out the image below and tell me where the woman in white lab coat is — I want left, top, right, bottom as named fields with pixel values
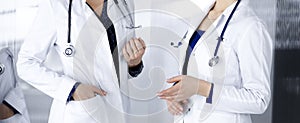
left=158, top=0, right=273, bottom=123
left=17, top=0, right=145, bottom=123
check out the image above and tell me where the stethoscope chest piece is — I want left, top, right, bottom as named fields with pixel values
left=64, top=44, right=75, bottom=57
left=0, top=63, right=5, bottom=75
left=209, top=56, right=219, bottom=67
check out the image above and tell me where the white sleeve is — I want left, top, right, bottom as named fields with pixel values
left=17, top=0, right=76, bottom=103
left=213, top=21, right=273, bottom=114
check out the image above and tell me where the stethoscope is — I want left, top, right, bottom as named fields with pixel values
left=171, top=0, right=241, bottom=67
left=113, top=0, right=142, bottom=29
left=64, top=0, right=142, bottom=57
left=208, top=0, right=240, bottom=67
left=171, top=30, right=188, bottom=48
left=0, top=63, right=5, bottom=75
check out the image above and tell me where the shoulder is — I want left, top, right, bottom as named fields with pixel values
left=224, top=2, right=271, bottom=50
left=38, top=0, right=68, bottom=11
left=227, top=2, right=268, bottom=41
left=233, top=1, right=266, bottom=31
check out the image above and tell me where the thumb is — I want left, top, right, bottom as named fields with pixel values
left=167, top=75, right=183, bottom=83
left=182, top=100, right=189, bottom=105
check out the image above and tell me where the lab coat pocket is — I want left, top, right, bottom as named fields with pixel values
left=64, top=95, right=109, bottom=123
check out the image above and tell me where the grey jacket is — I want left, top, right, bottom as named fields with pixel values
left=0, top=48, right=30, bottom=123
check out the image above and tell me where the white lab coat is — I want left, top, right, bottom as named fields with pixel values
left=136, top=0, right=272, bottom=123
left=17, top=0, right=135, bottom=123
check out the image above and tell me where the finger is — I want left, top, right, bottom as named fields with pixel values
left=160, top=95, right=177, bottom=101
left=161, top=94, right=187, bottom=102
left=129, top=39, right=139, bottom=56
left=92, top=86, right=107, bottom=96
left=169, top=101, right=183, bottom=115
left=181, top=99, right=189, bottom=105
left=174, top=94, right=186, bottom=102
left=137, top=37, right=146, bottom=49
left=167, top=102, right=179, bottom=115
left=122, top=46, right=130, bottom=60
left=134, top=38, right=144, bottom=50
left=158, top=85, right=180, bottom=97
left=126, top=40, right=134, bottom=57
left=167, top=75, right=184, bottom=83
left=172, top=102, right=184, bottom=112
left=157, top=89, right=179, bottom=97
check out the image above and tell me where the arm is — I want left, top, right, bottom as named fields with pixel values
left=158, top=21, right=273, bottom=115
left=213, top=21, right=273, bottom=114
left=17, top=0, right=76, bottom=103
left=123, top=38, right=146, bottom=77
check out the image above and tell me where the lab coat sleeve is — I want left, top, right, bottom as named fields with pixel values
left=213, top=21, right=273, bottom=114
left=17, top=0, right=76, bottom=103
left=128, top=61, right=144, bottom=77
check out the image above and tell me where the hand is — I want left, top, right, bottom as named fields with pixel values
left=72, top=84, right=107, bottom=101
left=166, top=100, right=188, bottom=115
left=157, top=75, right=211, bottom=102
left=0, top=103, right=15, bottom=120
left=122, top=38, right=146, bottom=67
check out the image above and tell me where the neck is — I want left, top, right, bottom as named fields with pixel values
left=86, top=0, right=104, bottom=10
left=212, top=0, right=237, bottom=12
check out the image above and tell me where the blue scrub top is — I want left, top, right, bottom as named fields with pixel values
left=184, top=30, right=205, bottom=67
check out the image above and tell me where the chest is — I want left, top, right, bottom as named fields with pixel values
left=186, top=28, right=242, bottom=86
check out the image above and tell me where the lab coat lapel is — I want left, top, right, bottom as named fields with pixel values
left=107, top=0, right=124, bottom=83
left=181, top=0, right=216, bottom=55
left=73, top=11, right=109, bottom=86
left=192, top=21, right=220, bottom=56
left=192, top=1, right=240, bottom=55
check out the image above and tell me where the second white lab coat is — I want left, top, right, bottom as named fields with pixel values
left=17, top=0, right=135, bottom=123
left=135, top=0, right=273, bottom=123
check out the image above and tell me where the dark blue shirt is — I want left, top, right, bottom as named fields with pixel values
left=182, top=30, right=214, bottom=104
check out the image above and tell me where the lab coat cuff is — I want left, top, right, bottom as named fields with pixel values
left=128, top=61, right=144, bottom=77
left=67, top=82, right=81, bottom=103
left=206, top=83, right=214, bottom=104
left=56, top=77, right=77, bottom=104
left=4, top=88, right=27, bottom=115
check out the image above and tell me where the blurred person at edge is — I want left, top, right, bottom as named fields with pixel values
left=0, top=48, right=30, bottom=123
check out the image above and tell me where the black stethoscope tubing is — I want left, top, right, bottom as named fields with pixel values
left=67, top=0, right=73, bottom=44
left=65, top=0, right=139, bottom=57
left=209, top=0, right=241, bottom=67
